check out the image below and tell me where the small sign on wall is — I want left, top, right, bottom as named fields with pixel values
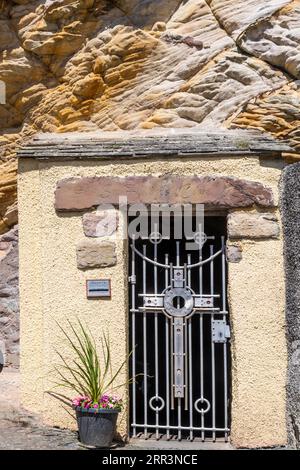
left=86, top=279, right=111, bottom=299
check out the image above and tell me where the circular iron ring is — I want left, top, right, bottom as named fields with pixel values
left=149, top=395, right=165, bottom=412
left=194, top=397, right=211, bottom=414
left=149, top=231, right=163, bottom=244
left=163, top=287, right=194, bottom=317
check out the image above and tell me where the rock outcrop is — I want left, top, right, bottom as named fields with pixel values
left=1, top=0, right=300, bottom=367
left=0, top=226, right=19, bottom=367
left=1, top=2, right=300, bottom=235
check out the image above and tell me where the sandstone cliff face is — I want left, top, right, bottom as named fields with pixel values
left=0, top=0, right=300, bottom=233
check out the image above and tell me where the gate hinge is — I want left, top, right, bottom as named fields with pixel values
left=129, top=274, right=136, bottom=284
left=212, top=320, right=231, bottom=344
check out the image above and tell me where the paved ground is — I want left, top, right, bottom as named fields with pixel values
left=125, top=438, right=232, bottom=450
left=0, top=368, right=232, bottom=450
left=0, top=368, right=80, bottom=450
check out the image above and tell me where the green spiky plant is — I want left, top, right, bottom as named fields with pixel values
left=51, top=318, right=131, bottom=408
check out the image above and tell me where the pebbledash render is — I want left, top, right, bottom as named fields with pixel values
left=17, top=129, right=300, bottom=449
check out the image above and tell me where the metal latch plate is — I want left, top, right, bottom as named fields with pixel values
left=143, top=296, right=164, bottom=307
left=194, top=296, right=214, bottom=308
left=173, top=269, right=184, bottom=287
left=212, top=320, right=230, bottom=343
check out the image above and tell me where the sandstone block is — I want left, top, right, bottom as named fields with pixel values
left=55, top=175, right=274, bottom=211
left=228, top=212, right=280, bottom=239
left=76, top=240, right=117, bottom=269
left=83, top=210, right=119, bottom=238
left=226, top=244, right=243, bottom=263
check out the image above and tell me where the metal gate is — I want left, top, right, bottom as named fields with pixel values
left=129, top=217, right=230, bottom=441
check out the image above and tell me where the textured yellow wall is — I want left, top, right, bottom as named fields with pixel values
left=18, top=155, right=287, bottom=447
left=229, top=239, right=287, bottom=448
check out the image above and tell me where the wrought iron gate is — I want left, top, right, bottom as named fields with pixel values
left=129, top=217, right=230, bottom=441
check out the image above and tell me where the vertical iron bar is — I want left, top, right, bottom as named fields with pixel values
left=187, top=254, right=193, bottom=441
left=187, top=257, right=191, bottom=287
left=131, top=238, right=136, bottom=437
left=221, top=236, right=228, bottom=442
left=143, top=245, right=148, bottom=439
left=188, top=319, right=193, bottom=441
left=199, top=224, right=203, bottom=297
left=154, top=228, right=159, bottom=440
left=221, top=236, right=227, bottom=313
left=170, top=263, right=175, bottom=410
left=184, top=318, right=188, bottom=411
left=176, top=241, right=181, bottom=441
left=184, top=263, right=188, bottom=411
left=200, top=314, right=204, bottom=441
left=165, top=254, right=170, bottom=440
left=198, top=224, right=205, bottom=441
left=176, top=241, right=180, bottom=267
left=178, top=398, right=182, bottom=441
left=210, top=245, right=216, bottom=442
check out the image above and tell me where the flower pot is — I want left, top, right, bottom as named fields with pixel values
left=75, top=407, right=119, bottom=448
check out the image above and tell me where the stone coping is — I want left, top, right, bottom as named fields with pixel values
left=17, top=129, right=293, bottom=160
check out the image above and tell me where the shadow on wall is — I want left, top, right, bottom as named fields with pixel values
left=0, top=225, right=19, bottom=368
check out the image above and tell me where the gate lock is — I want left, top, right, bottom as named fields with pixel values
left=212, top=320, right=231, bottom=343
